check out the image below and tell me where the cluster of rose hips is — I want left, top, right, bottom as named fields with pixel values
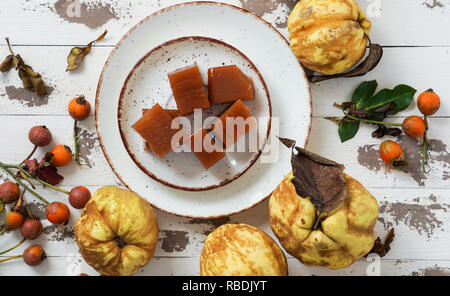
left=379, top=89, right=441, bottom=171
left=0, top=96, right=92, bottom=266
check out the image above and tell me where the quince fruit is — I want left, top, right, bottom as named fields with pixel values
left=75, top=186, right=158, bottom=276
left=269, top=172, right=378, bottom=270
left=200, top=223, right=288, bottom=276
left=288, top=0, right=371, bottom=74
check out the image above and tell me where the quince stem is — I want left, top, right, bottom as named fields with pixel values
left=312, top=209, right=323, bottom=230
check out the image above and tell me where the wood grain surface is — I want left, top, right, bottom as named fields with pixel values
left=0, top=0, right=449, bottom=276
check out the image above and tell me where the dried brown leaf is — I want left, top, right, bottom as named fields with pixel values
left=18, top=64, right=46, bottom=96
left=0, top=55, right=13, bottom=72
left=66, top=29, right=107, bottom=71
left=368, top=228, right=395, bottom=257
left=279, top=137, right=347, bottom=216
left=12, top=54, right=23, bottom=69
left=308, top=36, right=383, bottom=83
left=1, top=38, right=47, bottom=96
left=22, top=156, right=63, bottom=186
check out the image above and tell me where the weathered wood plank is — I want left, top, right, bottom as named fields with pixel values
left=1, top=46, right=449, bottom=117
left=1, top=0, right=449, bottom=46
left=312, top=47, right=450, bottom=117
left=308, top=118, right=450, bottom=189
left=1, top=0, right=449, bottom=277
left=0, top=256, right=449, bottom=276
left=0, top=116, right=448, bottom=188
left=1, top=187, right=449, bottom=261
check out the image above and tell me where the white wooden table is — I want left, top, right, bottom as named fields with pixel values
left=1, top=0, right=449, bottom=276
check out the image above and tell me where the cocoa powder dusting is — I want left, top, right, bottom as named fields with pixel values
left=54, top=0, right=118, bottom=29
left=26, top=201, right=47, bottom=220
left=423, top=0, right=445, bottom=9
left=188, top=217, right=231, bottom=235
left=43, top=224, right=75, bottom=242
left=357, top=144, right=382, bottom=172
left=412, top=265, right=450, bottom=276
left=160, top=230, right=189, bottom=253
left=5, top=85, right=54, bottom=107
left=76, top=126, right=98, bottom=168
left=378, top=200, right=449, bottom=238
left=239, top=0, right=297, bottom=28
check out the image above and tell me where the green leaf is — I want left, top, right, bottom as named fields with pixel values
left=352, top=80, right=378, bottom=109
left=363, top=88, right=392, bottom=110
left=388, top=85, right=417, bottom=114
left=338, top=119, right=360, bottom=142
left=365, top=84, right=416, bottom=111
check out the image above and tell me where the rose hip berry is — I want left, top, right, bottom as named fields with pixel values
left=21, top=218, right=43, bottom=240
left=5, top=211, right=24, bottom=231
left=51, top=145, right=73, bottom=167
left=68, top=96, right=91, bottom=121
left=402, top=116, right=426, bottom=139
left=28, top=125, right=52, bottom=147
left=23, top=245, right=46, bottom=266
left=68, top=186, right=91, bottom=209
left=417, top=89, right=441, bottom=116
left=379, top=140, right=403, bottom=164
left=0, top=182, right=20, bottom=204
left=46, top=202, right=70, bottom=225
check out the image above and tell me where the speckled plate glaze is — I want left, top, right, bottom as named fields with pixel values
left=96, top=2, right=312, bottom=218
left=118, top=36, right=271, bottom=191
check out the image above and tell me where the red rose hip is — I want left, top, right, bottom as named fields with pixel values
left=0, top=182, right=20, bottom=204
left=21, top=218, right=43, bottom=240
left=23, top=245, right=46, bottom=266
left=46, top=202, right=70, bottom=225
left=68, top=186, right=91, bottom=209
left=28, top=125, right=52, bottom=147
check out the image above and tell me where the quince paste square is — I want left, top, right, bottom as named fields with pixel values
left=211, top=99, right=256, bottom=148
left=168, top=63, right=210, bottom=115
left=189, top=128, right=225, bottom=169
left=132, top=103, right=182, bottom=158
left=208, top=65, right=254, bottom=104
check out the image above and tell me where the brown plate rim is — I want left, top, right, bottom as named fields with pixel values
left=117, top=36, right=272, bottom=192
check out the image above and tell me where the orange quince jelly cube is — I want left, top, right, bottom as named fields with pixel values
left=208, top=65, right=254, bottom=104
left=168, top=63, right=210, bottom=115
left=189, top=128, right=225, bottom=169
left=211, top=99, right=256, bottom=148
left=132, top=103, right=182, bottom=158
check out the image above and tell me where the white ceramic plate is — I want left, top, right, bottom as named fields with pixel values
left=118, top=36, right=271, bottom=191
left=96, top=2, right=311, bottom=218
